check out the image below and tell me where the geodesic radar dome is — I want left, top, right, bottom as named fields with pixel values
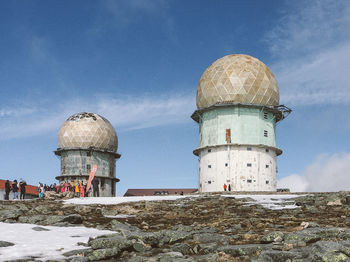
left=196, top=54, right=279, bottom=109
left=58, top=112, right=118, bottom=152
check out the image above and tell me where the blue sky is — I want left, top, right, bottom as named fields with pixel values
left=0, top=0, right=350, bottom=195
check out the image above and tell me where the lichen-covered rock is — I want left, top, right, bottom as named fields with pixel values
left=88, top=247, right=120, bottom=260
left=171, top=243, right=194, bottom=255
left=32, top=226, right=50, bottom=231
left=260, top=231, right=284, bottom=243
left=0, top=209, right=23, bottom=221
left=62, top=214, right=83, bottom=224
left=284, top=230, right=321, bottom=244
left=158, top=228, right=194, bottom=246
left=254, top=250, right=303, bottom=262
left=133, top=241, right=150, bottom=253
left=89, top=234, right=132, bottom=250
left=217, top=244, right=266, bottom=257
left=193, top=232, right=229, bottom=244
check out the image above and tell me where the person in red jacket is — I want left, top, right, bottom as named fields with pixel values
left=223, top=184, right=227, bottom=191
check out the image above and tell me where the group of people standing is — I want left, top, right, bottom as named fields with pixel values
left=4, top=179, right=27, bottom=200
left=223, top=183, right=232, bottom=191
left=4, top=177, right=101, bottom=200
left=41, top=177, right=100, bottom=198
left=56, top=181, right=87, bottom=197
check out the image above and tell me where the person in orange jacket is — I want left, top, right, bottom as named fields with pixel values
left=71, top=181, right=80, bottom=197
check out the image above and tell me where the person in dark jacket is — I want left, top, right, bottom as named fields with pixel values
left=12, top=180, right=18, bottom=200
left=91, top=178, right=99, bottom=197
left=19, top=179, right=27, bottom=200
left=5, top=180, right=11, bottom=200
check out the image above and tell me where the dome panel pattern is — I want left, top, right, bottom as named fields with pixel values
left=196, top=54, right=279, bottom=109
left=58, top=112, right=118, bottom=152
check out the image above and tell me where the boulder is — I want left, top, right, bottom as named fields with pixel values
left=0, top=241, right=15, bottom=247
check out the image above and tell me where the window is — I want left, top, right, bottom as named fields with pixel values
left=101, top=178, right=105, bottom=188
left=208, top=149, right=211, bottom=153
left=247, top=147, right=252, bottom=151
left=208, top=165, right=211, bottom=168
left=266, top=164, right=269, bottom=168
left=264, top=112, right=268, bottom=119
left=208, top=181, right=211, bottom=184
left=87, top=151, right=91, bottom=157
left=247, top=163, right=252, bottom=167
left=266, top=180, right=269, bottom=184
left=265, top=149, right=269, bottom=153
left=247, top=179, right=252, bottom=183
left=225, top=163, right=228, bottom=167
left=87, top=164, right=91, bottom=170
left=264, top=130, right=268, bottom=137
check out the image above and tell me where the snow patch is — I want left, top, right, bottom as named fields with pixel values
left=222, top=194, right=307, bottom=210
left=0, top=222, right=114, bottom=261
left=105, top=214, right=136, bottom=219
left=64, top=195, right=198, bottom=205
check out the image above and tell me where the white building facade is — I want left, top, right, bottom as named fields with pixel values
left=192, top=54, right=290, bottom=192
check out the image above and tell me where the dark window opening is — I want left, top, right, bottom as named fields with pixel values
left=266, top=164, right=269, bottom=168
left=208, top=165, right=211, bottom=168
left=266, top=180, right=269, bottom=184
left=87, top=151, right=91, bottom=157
left=154, top=191, right=169, bottom=195
left=264, top=130, right=268, bottom=137
left=264, top=112, right=268, bottom=119
left=247, top=179, right=252, bottom=183
left=208, top=149, right=211, bottom=153
left=247, top=163, right=252, bottom=167
left=265, top=149, right=269, bottom=153
left=86, top=164, right=91, bottom=170
left=208, top=181, right=211, bottom=184
left=225, top=163, right=228, bottom=167
left=247, top=147, right=252, bottom=151
left=101, top=178, right=105, bottom=188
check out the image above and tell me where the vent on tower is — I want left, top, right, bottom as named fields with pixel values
left=226, top=129, right=231, bottom=143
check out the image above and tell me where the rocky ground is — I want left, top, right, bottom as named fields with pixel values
left=2, top=192, right=350, bottom=261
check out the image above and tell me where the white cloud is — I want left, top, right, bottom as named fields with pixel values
left=278, top=153, right=350, bottom=192
left=0, top=93, right=195, bottom=140
left=266, top=1, right=350, bottom=106
left=103, top=0, right=168, bottom=25
left=0, top=107, right=37, bottom=118
left=277, top=174, right=309, bottom=192
left=96, top=95, right=194, bottom=130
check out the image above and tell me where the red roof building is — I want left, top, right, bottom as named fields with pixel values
left=0, top=180, right=38, bottom=199
left=124, top=188, right=198, bottom=197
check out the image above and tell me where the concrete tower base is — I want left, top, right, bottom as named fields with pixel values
left=195, top=144, right=279, bottom=192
